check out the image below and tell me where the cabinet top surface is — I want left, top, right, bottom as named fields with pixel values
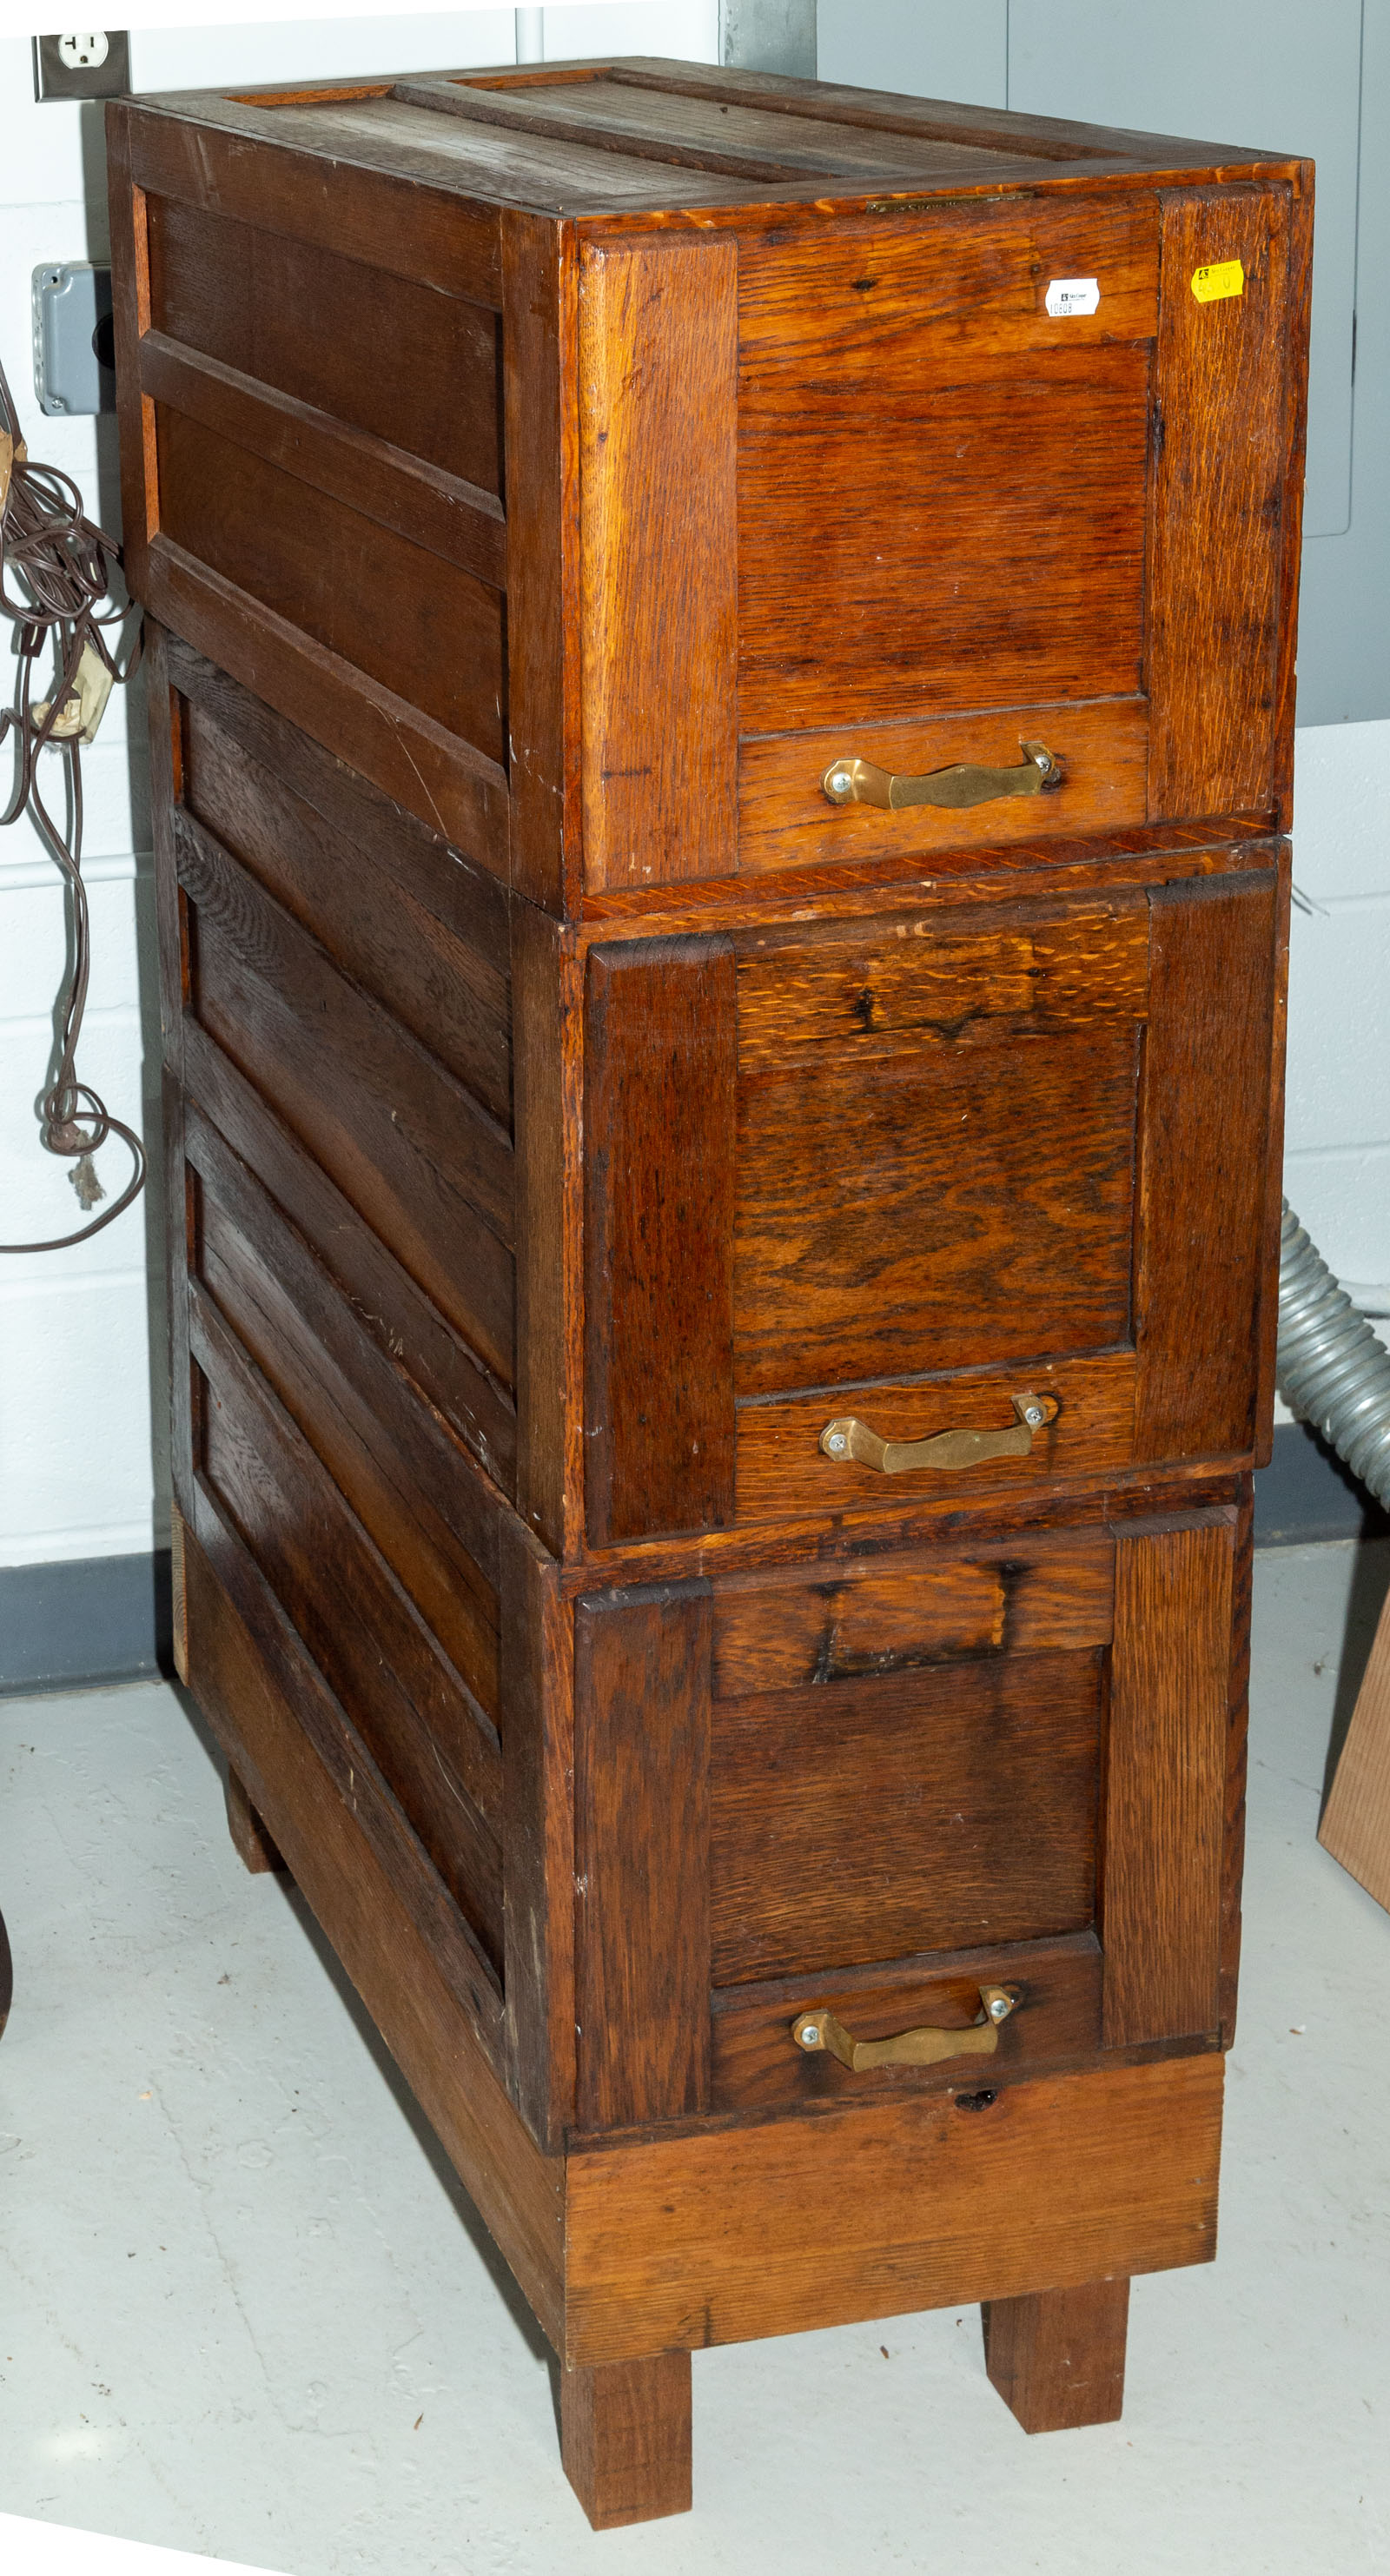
left=122, top=56, right=1311, bottom=222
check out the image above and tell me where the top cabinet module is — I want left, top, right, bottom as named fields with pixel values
left=107, top=57, right=1311, bottom=917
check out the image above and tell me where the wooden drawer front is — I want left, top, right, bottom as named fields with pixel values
left=585, top=871, right=1280, bottom=1545
left=568, top=1504, right=1246, bottom=2133
left=579, top=185, right=1303, bottom=892
left=572, top=1513, right=1241, bottom=2135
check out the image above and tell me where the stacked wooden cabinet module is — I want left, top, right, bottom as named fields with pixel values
left=108, top=58, right=1311, bottom=2529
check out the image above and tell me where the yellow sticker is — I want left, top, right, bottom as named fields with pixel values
left=1191, top=259, right=1245, bottom=304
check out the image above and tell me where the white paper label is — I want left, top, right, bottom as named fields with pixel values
left=1045, top=276, right=1101, bottom=318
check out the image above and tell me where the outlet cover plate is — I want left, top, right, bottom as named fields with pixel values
left=33, top=32, right=130, bottom=103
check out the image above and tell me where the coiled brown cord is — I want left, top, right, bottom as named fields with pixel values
left=0, top=350, right=144, bottom=1251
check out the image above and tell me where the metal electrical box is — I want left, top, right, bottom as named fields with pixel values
left=32, top=264, right=116, bottom=416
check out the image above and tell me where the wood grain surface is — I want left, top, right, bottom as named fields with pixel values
left=734, top=1352, right=1137, bottom=1525
left=147, top=539, right=510, bottom=872
left=179, top=1520, right=565, bottom=2347
left=147, top=190, right=503, bottom=487
left=579, top=236, right=738, bottom=890
left=182, top=1021, right=515, bottom=1490
left=224, top=1768, right=287, bottom=1875
left=712, top=1648, right=1103, bottom=1982
left=1134, top=873, right=1277, bottom=1463
left=564, top=2055, right=1223, bottom=2363
left=738, top=339, right=1148, bottom=737
left=711, top=1529, right=1114, bottom=1696
left=1102, top=1520, right=1234, bottom=2046
left=183, top=701, right=512, bottom=1122
left=738, top=699, right=1149, bottom=875
left=735, top=1022, right=1140, bottom=1394
left=1147, top=187, right=1289, bottom=821
left=573, top=1586, right=713, bottom=2129
left=503, top=209, right=578, bottom=916
left=983, top=2277, right=1130, bottom=2432
left=194, top=1293, right=505, bottom=1970
left=190, top=1116, right=503, bottom=1717
left=585, top=940, right=737, bottom=1542
left=179, top=808, right=515, bottom=1379
left=156, top=406, right=506, bottom=760
left=735, top=901, right=1148, bottom=1065
left=560, top=2351, right=692, bottom=2530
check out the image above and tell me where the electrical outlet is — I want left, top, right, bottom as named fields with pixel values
left=33, top=32, right=130, bottom=103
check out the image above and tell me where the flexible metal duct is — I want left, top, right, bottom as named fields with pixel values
left=1276, top=1202, right=1390, bottom=1510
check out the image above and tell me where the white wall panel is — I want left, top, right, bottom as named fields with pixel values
left=0, top=1272, right=159, bottom=1564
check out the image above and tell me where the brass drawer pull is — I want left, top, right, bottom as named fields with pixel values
left=819, top=1394, right=1058, bottom=1473
left=822, top=740, right=1061, bottom=811
left=794, top=1987, right=1017, bottom=2071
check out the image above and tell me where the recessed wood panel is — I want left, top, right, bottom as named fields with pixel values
left=579, top=235, right=738, bottom=890
left=738, top=340, right=1150, bottom=735
left=179, top=809, right=515, bottom=1384
left=146, top=194, right=503, bottom=488
left=712, top=1648, right=1103, bottom=1983
left=183, top=705, right=512, bottom=1122
left=195, top=1320, right=504, bottom=1973
left=735, top=1023, right=1140, bottom=1394
left=156, top=407, right=506, bottom=761
left=191, top=1122, right=502, bottom=1718
left=182, top=1021, right=514, bottom=1490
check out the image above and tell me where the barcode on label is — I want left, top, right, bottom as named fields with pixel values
left=1044, top=276, right=1101, bottom=319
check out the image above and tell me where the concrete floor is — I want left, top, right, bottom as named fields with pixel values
left=2, top=1540, right=1387, bottom=2576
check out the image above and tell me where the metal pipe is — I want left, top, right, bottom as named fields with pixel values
left=1276, top=1202, right=1390, bottom=1509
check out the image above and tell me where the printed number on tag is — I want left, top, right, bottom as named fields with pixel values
left=1045, top=276, right=1101, bottom=319
left=1191, top=260, right=1245, bottom=304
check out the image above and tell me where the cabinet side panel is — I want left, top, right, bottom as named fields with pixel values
left=574, top=1585, right=713, bottom=2130
left=1102, top=1520, right=1234, bottom=2047
left=579, top=236, right=738, bottom=891
left=1147, top=186, right=1292, bottom=821
left=177, top=1520, right=564, bottom=2348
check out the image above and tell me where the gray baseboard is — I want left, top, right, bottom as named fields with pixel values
left=0, top=1427, right=1380, bottom=1697
left=0, top=1550, right=172, bottom=1698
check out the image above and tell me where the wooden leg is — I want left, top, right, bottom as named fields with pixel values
left=983, top=2278, right=1130, bottom=2433
left=559, top=2350, right=692, bottom=2529
left=225, top=1771, right=288, bottom=1877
